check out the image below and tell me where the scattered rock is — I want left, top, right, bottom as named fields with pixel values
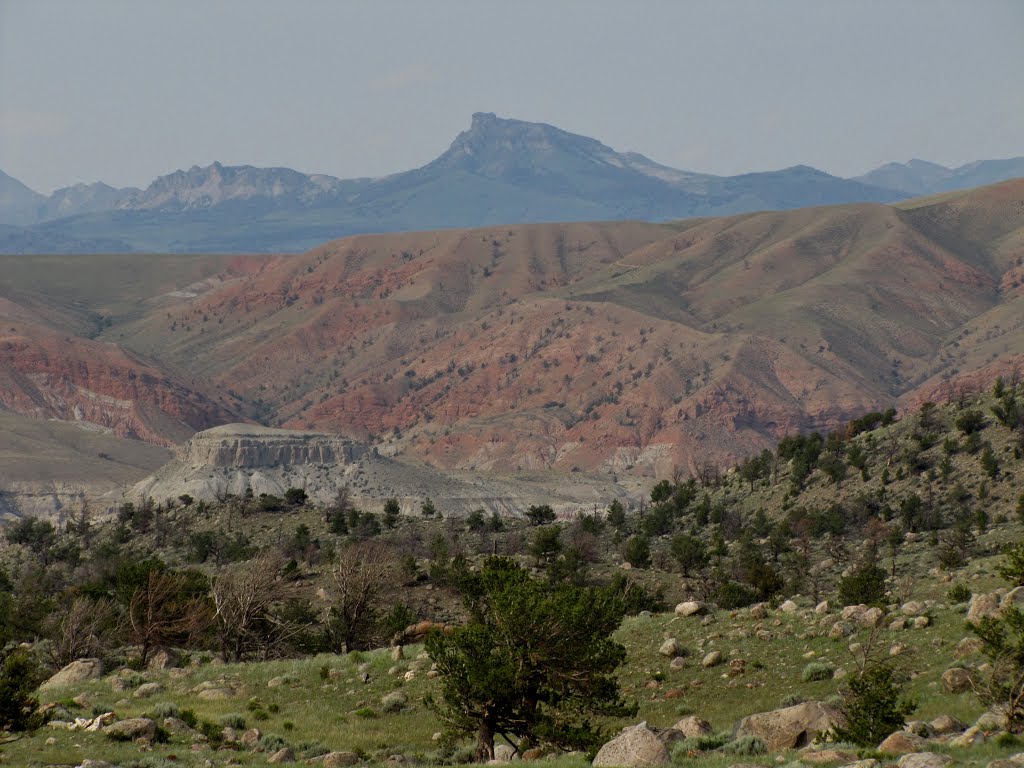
left=828, top=622, right=854, bottom=639
left=951, top=725, right=986, bottom=747
left=928, top=715, right=965, bottom=735
left=889, top=618, right=908, bottom=631
left=941, top=667, right=971, bottom=693
left=163, top=716, right=194, bottom=734
left=967, top=593, right=1000, bottom=625
left=976, top=709, right=1008, bottom=731
left=268, top=675, right=289, bottom=687
left=900, top=601, right=925, bottom=616
left=896, top=753, right=952, bottom=768
left=841, top=605, right=867, bottom=620
left=801, top=749, right=858, bottom=764
left=889, top=643, right=909, bottom=656
left=197, top=687, right=233, bottom=700
left=1001, top=587, right=1024, bottom=612
left=268, top=747, right=296, bottom=763
left=592, top=723, right=670, bottom=767
left=815, top=601, right=830, bottom=614
left=671, top=715, right=712, bottom=738
left=734, top=700, right=840, bottom=751
left=40, top=658, right=103, bottom=690
left=840, top=761, right=879, bottom=768
left=913, top=616, right=930, bottom=629
left=132, top=682, right=164, bottom=698
left=675, top=601, right=706, bottom=617
left=702, top=651, right=722, bottom=668
left=381, top=691, right=408, bottom=713
left=780, top=600, right=799, bottom=614
left=859, top=607, right=885, bottom=627
left=877, top=731, right=926, bottom=755
left=323, top=752, right=361, bottom=767
left=670, top=657, right=687, bottom=670
left=240, top=727, right=262, bottom=747
left=955, top=637, right=984, bottom=658
left=659, top=638, right=683, bottom=657
left=79, top=761, right=116, bottom=768
left=493, top=744, right=517, bottom=762
left=750, top=604, right=768, bottom=620
left=147, top=647, right=180, bottom=670
left=104, top=717, right=157, bottom=741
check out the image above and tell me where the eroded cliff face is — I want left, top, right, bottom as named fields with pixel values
left=175, top=424, right=368, bottom=468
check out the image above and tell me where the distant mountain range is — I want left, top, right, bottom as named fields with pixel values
left=2, top=112, right=1022, bottom=253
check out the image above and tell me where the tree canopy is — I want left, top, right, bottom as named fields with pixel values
left=425, top=558, right=635, bottom=760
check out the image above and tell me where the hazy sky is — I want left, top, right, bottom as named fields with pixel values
left=2, top=1, right=1022, bottom=194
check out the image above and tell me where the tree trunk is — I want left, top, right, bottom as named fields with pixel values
left=476, top=722, right=495, bottom=762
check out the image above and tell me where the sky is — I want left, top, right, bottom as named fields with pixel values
left=1, top=1, right=1022, bottom=194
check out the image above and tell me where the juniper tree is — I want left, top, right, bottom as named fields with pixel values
left=425, top=558, right=635, bottom=760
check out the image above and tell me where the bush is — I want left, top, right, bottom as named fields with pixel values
left=721, top=735, right=767, bottom=755
left=802, top=662, right=835, bottom=682
left=354, top=707, right=377, bottom=718
left=219, top=713, right=246, bottom=729
left=781, top=693, right=806, bottom=707
left=0, top=648, right=45, bottom=734
left=714, top=581, right=758, bottom=609
left=831, top=663, right=916, bottom=746
left=837, top=560, right=887, bottom=606
left=946, top=583, right=972, bottom=603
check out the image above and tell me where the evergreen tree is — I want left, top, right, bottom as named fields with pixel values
left=425, top=559, right=635, bottom=759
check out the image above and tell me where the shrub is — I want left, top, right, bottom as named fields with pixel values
left=0, top=648, right=45, bottom=734
left=837, top=560, right=887, bottom=606
left=831, top=663, right=916, bottom=746
left=354, top=707, right=377, bottom=718
left=946, top=583, right=972, bottom=603
left=721, top=735, right=768, bottom=755
left=219, top=713, right=246, bottom=729
left=802, top=662, right=835, bottom=682
left=781, top=693, right=806, bottom=707
left=262, top=733, right=289, bottom=751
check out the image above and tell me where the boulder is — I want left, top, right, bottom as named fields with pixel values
left=659, top=638, right=683, bottom=657
left=900, top=601, right=925, bottom=616
left=780, top=600, right=799, bottom=613
left=950, top=725, right=986, bottom=747
left=841, top=605, right=867, bottom=620
left=877, top=731, right=926, bottom=755
left=671, top=716, right=712, bottom=738
left=132, top=682, right=164, bottom=698
left=240, top=728, right=262, bottom=747
left=967, top=593, right=1000, bottom=625
left=493, top=744, right=517, bottom=762
left=976, top=709, right=1008, bottom=731
left=734, top=700, right=840, bottom=751
left=889, top=618, right=908, bottom=631
left=828, top=621, right=854, bottom=639
left=197, top=687, right=233, bottom=700
left=592, top=723, right=670, bottom=768
left=955, top=637, right=984, bottom=658
left=381, top=691, right=408, bottom=713
left=986, top=755, right=1024, bottom=768
left=669, top=657, right=687, bottom=670
left=913, top=616, right=930, bottom=629
left=840, top=761, right=879, bottom=768
left=1001, top=587, right=1024, bottom=612
left=702, top=651, right=722, bottom=668
left=675, top=601, right=705, bottom=617
left=750, top=604, right=768, bottom=620
left=79, top=761, right=116, bottom=768
left=896, top=753, right=952, bottom=768
left=801, top=750, right=858, bottom=764
left=815, top=601, right=830, bottom=614
left=323, top=753, right=361, bottom=767
left=391, top=646, right=404, bottom=661
left=859, top=607, right=885, bottom=627
left=40, top=658, right=103, bottom=691
left=268, top=747, right=296, bottom=763
left=941, top=667, right=971, bottom=693
left=928, top=715, right=964, bottom=735
left=104, top=717, right=157, bottom=741
left=147, top=647, right=180, bottom=670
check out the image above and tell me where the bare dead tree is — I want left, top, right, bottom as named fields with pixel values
left=328, top=541, right=398, bottom=652
left=126, top=570, right=211, bottom=666
left=210, top=553, right=298, bottom=662
left=43, top=596, right=117, bottom=668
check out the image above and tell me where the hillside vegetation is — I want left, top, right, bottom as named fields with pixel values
left=2, top=378, right=1024, bottom=764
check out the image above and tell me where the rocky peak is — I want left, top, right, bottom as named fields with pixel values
left=117, top=163, right=344, bottom=212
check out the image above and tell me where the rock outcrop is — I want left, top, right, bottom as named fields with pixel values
left=734, top=701, right=840, bottom=751
left=593, top=723, right=670, bottom=768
